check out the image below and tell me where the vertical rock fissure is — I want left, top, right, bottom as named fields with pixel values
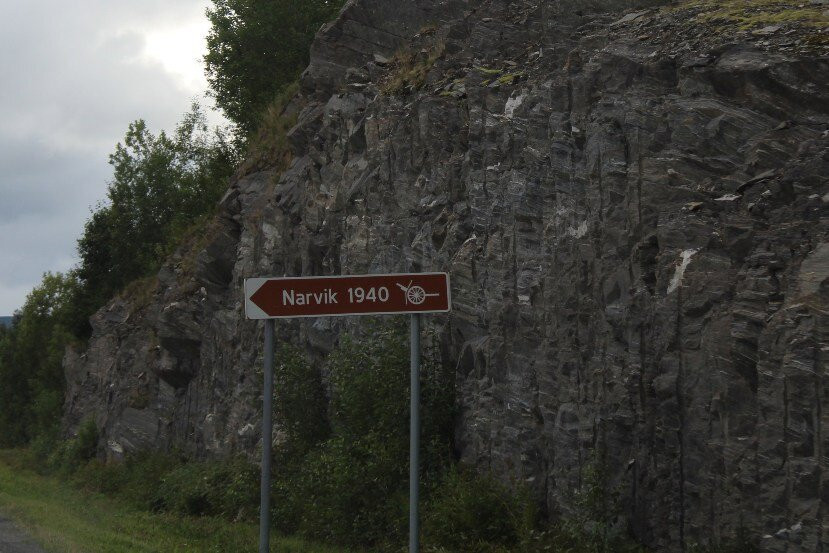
left=816, top=310, right=826, bottom=553
left=636, top=149, right=643, bottom=227
left=676, top=285, right=687, bottom=551
left=783, top=375, right=791, bottom=553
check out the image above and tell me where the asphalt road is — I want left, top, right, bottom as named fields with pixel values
left=0, top=515, right=45, bottom=553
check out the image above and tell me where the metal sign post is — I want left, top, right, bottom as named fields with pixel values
left=409, top=313, right=421, bottom=553
left=245, top=272, right=450, bottom=553
left=259, top=318, right=274, bottom=553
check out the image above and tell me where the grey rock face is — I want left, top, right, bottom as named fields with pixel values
left=64, top=1, right=829, bottom=550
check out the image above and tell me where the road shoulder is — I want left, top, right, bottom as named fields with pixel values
left=0, top=515, right=48, bottom=553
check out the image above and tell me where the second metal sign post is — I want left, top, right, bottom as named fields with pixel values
left=245, top=272, right=451, bottom=553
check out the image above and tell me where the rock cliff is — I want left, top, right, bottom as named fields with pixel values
left=63, top=0, right=829, bottom=550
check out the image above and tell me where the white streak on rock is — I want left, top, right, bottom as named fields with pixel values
left=566, top=221, right=588, bottom=238
left=461, top=233, right=478, bottom=247
left=798, top=242, right=829, bottom=297
left=668, top=249, right=698, bottom=294
left=504, top=92, right=525, bottom=119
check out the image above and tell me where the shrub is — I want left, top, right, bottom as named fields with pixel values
left=45, top=418, right=98, bottom=475
left=29, top=430, right=59, bottom=473
left=154, top=457, right=259, bottom=519
left=72, top=458, right=131, bottom=495
left=542, top=454, right=646, bottom=553
left=423, top=467, right=537, bottom=552
left=76, top=451, right=183, bottom=510
left=271, top=321, right=455, bottom=547
left=287, top=434, right=409, bottom=546
left=0, top=273, right=82, bottom=446
left=68, top=450, right=259, bottom=521
left=274, top=342, right=330, bottom=459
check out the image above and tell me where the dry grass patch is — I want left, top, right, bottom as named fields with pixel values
left=119, top=276, right=158, bottom=313
left=238, top=81, right=300, bottom=176
left=685, top=0, right=829, bottom=30
left=380, top=41, right=446, bottom=96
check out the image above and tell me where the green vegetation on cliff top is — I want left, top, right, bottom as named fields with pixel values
left=687, top=0, right=829, bottom=30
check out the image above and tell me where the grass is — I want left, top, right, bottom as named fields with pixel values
left=171, top=215, right=222, bottom=288
left=119, top=275, right=158, bottom=313
left=0, top=450, right=349, bottom=553
left=239, top=82, right=299, bottom=177
left=683, top=0, right=829, bottom=31
left=380, top=42, right=446, bottom=96
left=473, top=66, right=501, bottom=76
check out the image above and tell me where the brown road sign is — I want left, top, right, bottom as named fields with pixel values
left=244, top=273, right=451, bottom=319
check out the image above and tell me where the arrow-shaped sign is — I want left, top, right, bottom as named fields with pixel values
left=244, top=273, right=451, bottom=319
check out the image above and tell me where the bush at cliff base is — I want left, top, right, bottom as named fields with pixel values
left=270, top=322, right=455, bottom=547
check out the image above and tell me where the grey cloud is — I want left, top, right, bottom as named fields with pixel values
left=0, top=0, right=215, bottom=313
left=0, top=137, right=107, bottom=222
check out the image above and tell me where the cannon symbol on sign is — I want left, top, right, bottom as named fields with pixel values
left=397, top=281, right=440, bottom=305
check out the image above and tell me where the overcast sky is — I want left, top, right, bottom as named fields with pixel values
left=0, top=0, right=226, bottom=314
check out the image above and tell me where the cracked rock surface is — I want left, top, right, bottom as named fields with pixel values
left=64, top=1, right=829, bottom=550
